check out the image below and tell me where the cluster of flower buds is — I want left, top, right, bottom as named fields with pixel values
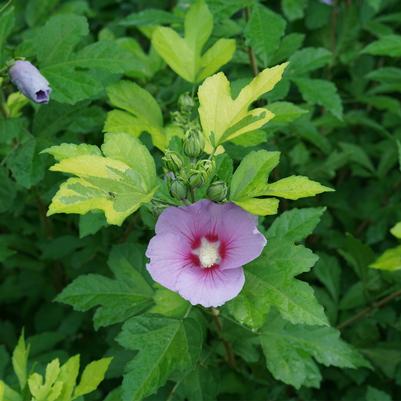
left=162, top=96, right=229, bottom=204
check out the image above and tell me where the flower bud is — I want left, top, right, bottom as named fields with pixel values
left=207, top=181, right=228, bottom=202
left=178, top=93, right=195, bottom=111
left=163, top=151, right=183, bottom=173
left=183, top=127, right=205, bottom=158
left=188, top=171, right=205, bottom=188
left=170, top=180, right=188, bottom=200
left=9, top=61, right=51, bottom=104
left=196, top=159, right=215, bottom=180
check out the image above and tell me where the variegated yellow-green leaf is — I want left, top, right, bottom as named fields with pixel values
left=151, top=0, right=235, bottom=83
left=233, top=197, right=279, bottom=216
left=57, top=355, right=80, bottom=401
left=262, top=176, right=334, bottom=200
left=390, top=222, right=401, bottom=239
left=198, top=63, right=287, bottom=151
left=28, top=359, right=63, bottom=401
left=371, top=245, right=401, bottom=271
left=230, top=151, right=332, bottom=216
left=47, top=133, right=158, bottom=226
left=105, top=80, right=166, bottom=150
left=0, top=381, right=22, bottom=401
left=12, top=331, right=30, bottom=391
left=73, top=357, right=113, bottom=398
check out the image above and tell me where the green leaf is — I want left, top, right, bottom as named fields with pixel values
left=244, top=4, right=286, bottom=65
left=78, top=212, right=108, bottom=238
left=106, top=81, right=165, bottom=150
left=34, top=14, right=88, bottom=66
left=12, top=331, right=30, bottom=391
left=0, top=3, right=14, bottom=63
left=366, top=386, right=392, bottom=401
left=313, top=254, right=341, bottom=302
left=120, top=9, right=180, bottom=27
left=281, top=0, right=307, bottom=21
left=0, top=166, right=17, bottom=213
left=228, top=239, right=328, bottom=328
left=390, top=222, right=401, bottom=239
left=47, top=133, right=157, bottom=225
left=262, top=176, right=334, bottom=200
left=73, top=358, right=113, bottom=398
left=268, top=101, right=308, bottom=123
left=151, top=0, right=235, bottom=83
left=294, top=78, right=343, bottom=119
left=339, top=142, right=375, bottom=172
left=25, top=0, right=59, bottom=27
left=287, top=47, right=332, bottom=76
left=116, top=314, right=203, bottom=401
left=6, top=135, right=45, bottom=189
left=28, top=14, right=136, bottom=104
left=184, top=0, right=213, bottom=55
left=362, top=34, right=401, bottom=57
left=150, top=286, right=190, bottom=318
left=0, top=380, right=22, bottom=401
left=259, top=312, right=371, bottom=389
left=267, top=207, right=326, bottom=242
left=57, top=243, right=153, bottom=329
left=371, top=245, right=401, bottom=271
left=230, top=150, right=280, bottom=200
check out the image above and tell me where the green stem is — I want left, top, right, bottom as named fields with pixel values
left=211, top=308, right=237, bottom=368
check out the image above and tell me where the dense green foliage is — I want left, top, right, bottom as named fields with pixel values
left=1, top=0, right=401, bottom=400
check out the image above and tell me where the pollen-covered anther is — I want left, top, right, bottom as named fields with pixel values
left=192, top=237, right=221, bottom=268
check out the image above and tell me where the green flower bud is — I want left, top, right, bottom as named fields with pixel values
left=207, top=181, right=228, bottom=202
left=163, top=151, right=183, bottom=173
left=196, top=159, right=215, bottom=180
left=178, top=93, right=195, bottom=111
left=170, top=180, right=188, bottom=200
left=188, top=171, right=205, bottom=188
left=183, top=127, right=205, bottom=158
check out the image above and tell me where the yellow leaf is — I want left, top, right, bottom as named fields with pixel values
left=234, top=198, right=279, bottom=216
left=198, top=62, right=288, bottom=151
left=390, top=222, right=401, bottom=239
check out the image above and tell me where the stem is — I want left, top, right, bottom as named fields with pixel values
left=337, top=287, right=401, bottom=330
left=189, top=186, right=195, bottom=203
left=0, top=88, right=9, bottom=118
left=244, top=7, right=259, bottom=77
left=211, top=308, right=237, bottom=368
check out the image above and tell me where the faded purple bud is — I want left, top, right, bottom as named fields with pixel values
left=320, top=0, right=333, bottom=4
left=9, top=61, right=51, bottom=104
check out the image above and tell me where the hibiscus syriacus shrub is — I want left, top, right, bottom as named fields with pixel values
left=1, top=0, right=401, bottom=400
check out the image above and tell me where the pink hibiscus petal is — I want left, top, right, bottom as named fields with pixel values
left=146, top=233, right=192, bottom=290
left=155, top=200, right=212, bottom=240
left=175, top=266, right=245, bottom=308
left=146, top=200, right=266, bottom=307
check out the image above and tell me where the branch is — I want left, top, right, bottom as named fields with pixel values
left=211, top=308, right=237, bottom=368
left=337, top=287, right=401, bottom=330
left=244, top=7, right=259, bottom=77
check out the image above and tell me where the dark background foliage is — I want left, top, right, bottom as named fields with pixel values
left=1, top=0, right=401, bottom=400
